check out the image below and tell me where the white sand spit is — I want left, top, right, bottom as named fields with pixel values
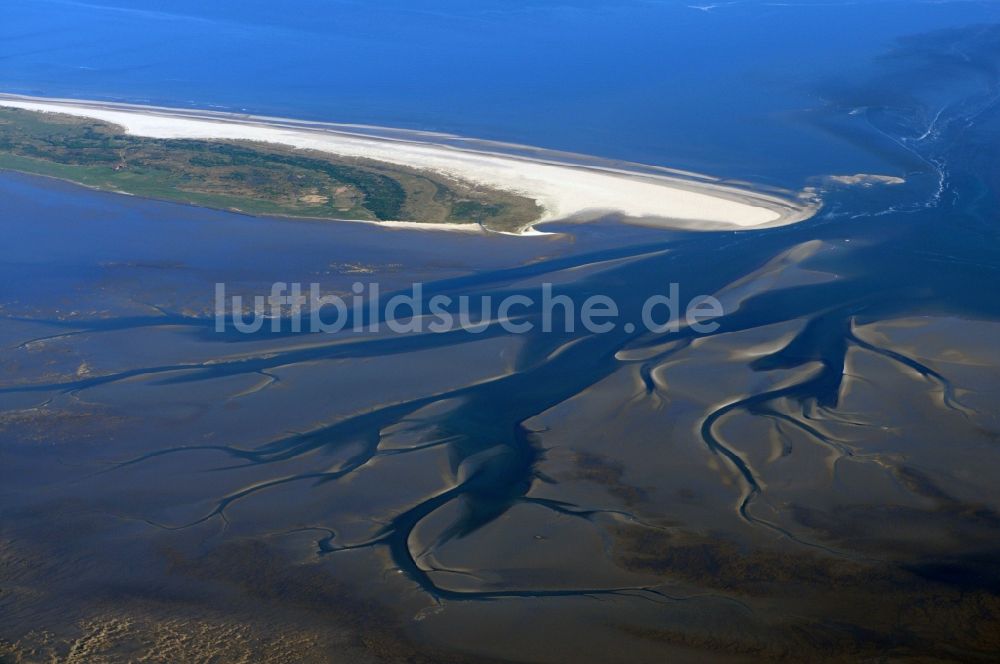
left=0, top=95, right=817, bottom=233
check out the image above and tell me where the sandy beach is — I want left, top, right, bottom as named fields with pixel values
left=0, top=94, right=817, bottom=233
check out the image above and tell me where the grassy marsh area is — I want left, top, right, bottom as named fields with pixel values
left=0, top=107, right=541, bottom=232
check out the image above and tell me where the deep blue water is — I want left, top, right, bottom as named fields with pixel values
left=3, top=0, right=998, bottom=183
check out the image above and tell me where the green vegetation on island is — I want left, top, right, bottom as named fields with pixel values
left=0, top=107, right=541, bottom=232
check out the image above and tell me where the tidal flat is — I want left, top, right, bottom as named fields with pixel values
left=3, top=158, right=1000, bottom=662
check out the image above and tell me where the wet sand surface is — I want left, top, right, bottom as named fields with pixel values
left=3, top=158, right=1000, bottom=662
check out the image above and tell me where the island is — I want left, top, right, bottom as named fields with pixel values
left=0, top=106, right=540, bottom=232
left=0, top=95, right=817, bottom=234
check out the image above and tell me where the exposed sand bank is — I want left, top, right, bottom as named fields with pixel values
left=0, top=94, right=817, bottom=233
left=826, top=173, right=906, bottom=187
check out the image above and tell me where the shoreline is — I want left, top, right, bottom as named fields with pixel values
left=0, top=93, right=819, bottom=234
left=0, top=167, right=491, bottom=235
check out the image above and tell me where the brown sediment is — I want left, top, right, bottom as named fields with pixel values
left=612, top=523, right=1000, bottom=659
left=570, top=451, right=651, bottom=507
left=0, top=534, right=506, bottom=663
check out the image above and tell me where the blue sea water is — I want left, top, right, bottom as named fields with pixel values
left=3, top=0, right=997, bottom=184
